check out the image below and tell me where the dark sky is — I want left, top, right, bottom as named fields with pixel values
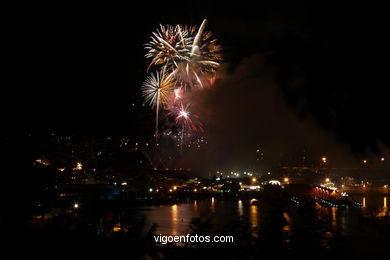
left=4, top=1, right=390, bottom=170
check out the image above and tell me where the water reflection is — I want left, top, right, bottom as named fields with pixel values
left=250, top=205, right=258, bottom=228
left=238, top=200, right=243, bottom=217
left=171, top=204, right=178, bottom=235
left=283, top=212, right=291, bottom=232
left=331, top=207, right=337, bottom=229
left=139, top=196, right=388, bottom=236
left=352, top=195, right=389, bottom=211
left=210, top=197, right=215, bottom=214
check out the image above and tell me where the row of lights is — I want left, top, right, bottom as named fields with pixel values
left=321, top=157, right=385, bottom=164
left=363, top=157, right=385, bottom=164
left=340, top=184, right=388, bottom=188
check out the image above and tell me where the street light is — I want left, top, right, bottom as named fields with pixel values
left=284, top=177, right=289, bottom=183
left=252, top=178, right=257, bottom=182
left=321, top=157, right=327, bottom=164
left=325, top=178, right=330, bottom=183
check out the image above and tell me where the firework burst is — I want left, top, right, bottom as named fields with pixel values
left=142, top=71, right=174, bottom=141
left=142, top=19, right=221, bottom=149
left=168, top=19, right=222, bottom=89
left=145, top=24, right=192, bottom=73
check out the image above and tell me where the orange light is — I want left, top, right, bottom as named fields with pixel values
left=173, top=186, right=177, bottom=190
left=193, top=188, right=197, bottom=192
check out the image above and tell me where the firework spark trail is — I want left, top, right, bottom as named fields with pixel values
left=175, top=102, right=192, bottom=151
left=191, top=19, right=207, bottom=57
left=174, top=87, right=182, bottom=102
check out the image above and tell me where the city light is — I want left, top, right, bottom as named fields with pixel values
left=35, top=158, right=50, bottom=166
left=321, top=156, right=327, bottom=164
left=284, top=177, right=289, bottom=183
left=363, top=160, right=367, bottom=164
left=269, top=180, right=281, bottom=185
left=325, top=178, right=330, bottom=183
left=380, top=157, right=385, bottom=162
left=252, top=178, right=257, bottom=182
left=73, top=203, right=79, bottom=209
left=75, top=162, right=83, bottom=170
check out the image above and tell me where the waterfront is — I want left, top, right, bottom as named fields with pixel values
left=137, top=194, right=388, bottom=237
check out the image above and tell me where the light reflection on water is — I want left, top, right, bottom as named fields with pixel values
left=210, top=197, right=215, bottom=214
left=283, top=212, right=291, bottom=232
left=138, top=196, right=388, bottom=236
left=249, top=205, right=258, bottom=228
left=331, top=207, right=337, bottom=228
left=237, top=200, right=243, bottom=217
left=171, top=204, right=178, bottom=235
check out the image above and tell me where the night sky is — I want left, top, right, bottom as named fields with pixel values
left=4, top=1, right=390, bottom=170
